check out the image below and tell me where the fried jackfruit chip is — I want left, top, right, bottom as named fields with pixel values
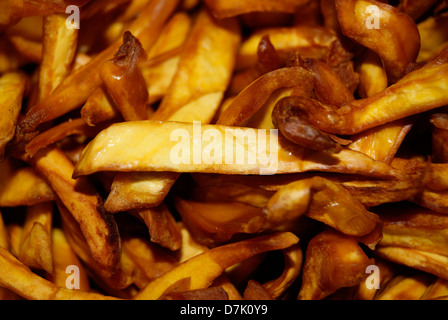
left=3, top=0, right=448, bottom=302
left=18, top=0, right=180, bottom=134
left=298, top=229, right=372, bottom=300
left=133, top=232, right=298, bottom=300
left=30, top=146, right=120, bottom=277
left=0, top=72, right=27, bottom=159
left=72, top=120, right=405, bottom=179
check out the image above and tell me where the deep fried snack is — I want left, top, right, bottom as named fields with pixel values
left=0, top=0, right=91, bottom=31
left=18, top=0, right=180, bottom=133
left=18, top=202, right=53, bottom=273
left=45, top=228, right=91, bottom=291
left=0, top=158, right=56, bottom=207
left=137, top=203, right=182, bottom=251
left=264, top=176, right=380, bottom=238
left=375, top=246, right=448, bottom=281
left=150, top=8, right=241, bottom=122
left=228, top=35, right=281, bottom=96
left=376, top=273, right=433, bottom=300
left=298, top=229, right=372, bottom=300
left=0, top=246, right=119, bottom=300
left=100, top=31, right=149, bottom=121
left=377, top=204, right=448, bottom=257
left=271, top=62, right=448, bottom=138
left=431, top=113, right=448, bottom=163
left=335, top=0, right=420, bottom=83
left=38, top=13, right=78, bottom=102
left=0, top=72, right=27, bottom=159
left=174, top=198, right=265, bottom=246
left=103, top=8, right=241, bottom=213
left=30, top=146, right=120, bottom=277
left=72, top=120, right=405, bottom=179
left=105, top=171, right=178, bottom=212
left=133, top=232, right=299, bottom=300
left=398, top=0, right=439, bottom=21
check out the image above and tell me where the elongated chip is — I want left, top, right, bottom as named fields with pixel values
left=18, top=202, right=53, bottom=273
left=100, top=31, right=149, bottom=121
left=38, top=13, right=78, bottom=101
left=0, top=72, right=27, bottom=159
left=0, top=158, right=56, bottom=207
left=0, top=246, right=119, bottom=300
left=73, top=120, right=405, bottom=179
left=133, top=232, right=299, bottom=300
left=30, top=146, right=120, bottom=277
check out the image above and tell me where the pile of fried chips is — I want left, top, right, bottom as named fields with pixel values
left=1, top=0, right=448, bottom=300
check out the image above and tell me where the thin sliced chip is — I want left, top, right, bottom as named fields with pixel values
left=150, top=8, right=241, bottom=122
left=45, top=228, right=90, bottom=291
left=348, top=118, right=414, bottom=163
left=298, top=230, right=372, bottom=300
left=25, top=117, right=110, bottom=158
left=262, top=244, right=303, bottom=299
left=133, top=232, right=299, bottom=300
left=137, top=203, right=182, bottom=251
left=0, top=71, right=27, bottom=159
left=0, top=246, right=119, bottom=300
left=30, top=146, right=120, bottom=277
left=122, top=236, right=178, bottom=289
left=264, top=176, right=380, bottom=238
left=335, top=0, right=420, bottom=82
left=38, top=13, right=78, bottom=101
left=19, top=202, right=53, bottom=273
left=73, top=120, right=406, bottom=179
left=105, top=171, right=178, bottom=212
left=0, top=158, right=56, bottom=207
left=18, top=0, right=180, bottom=133
left=375, top=246, right=448, bottom=280
left=104, top=8, right=241, bottom=213
left=100, top=31, right=149, bottom=121
left=377, top=204, right=448, bottom=256
left=376, top=273, right=433, bottom=300
left=274, top=63, right=448, bottom=136
left=417, top=15, right=448, bottom=62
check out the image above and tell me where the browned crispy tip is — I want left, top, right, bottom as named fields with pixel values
left=100, top=31, right=149, bottom=121
left=272, top=96, right=343, bottom=153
